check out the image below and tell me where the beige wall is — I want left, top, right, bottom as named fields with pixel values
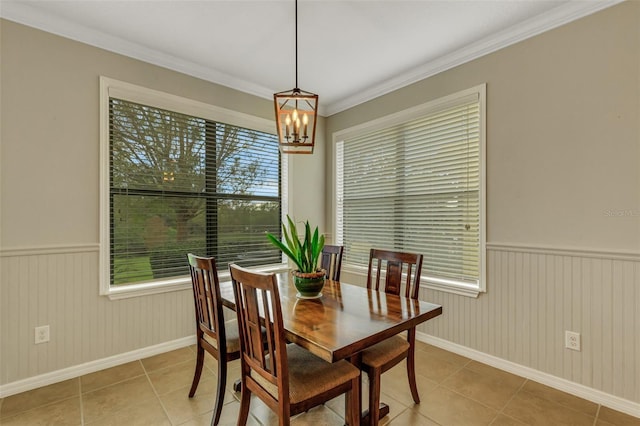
left=327, top=1, right=639, bottom=407
left=0, top=19, right=324, bottom=387
left=326, top=2, right=640, bottom=252
left=0, top=19, right=324, bottom=249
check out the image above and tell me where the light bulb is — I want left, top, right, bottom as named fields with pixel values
left=302, top=114, right=308, bottom=137
left=285, top=115, right=291, bottom=137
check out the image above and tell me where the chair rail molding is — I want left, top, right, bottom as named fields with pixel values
left=0, top=243, right=100, bottom=257
left=487, top=242, right=640, bottom=261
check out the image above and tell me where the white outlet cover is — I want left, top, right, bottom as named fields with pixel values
left=35, top=325, right=50, bottom=344
left=565, top=331, right=581, bottom=351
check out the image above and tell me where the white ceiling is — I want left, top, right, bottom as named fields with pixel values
left=0, top=0, right=620, bottom=116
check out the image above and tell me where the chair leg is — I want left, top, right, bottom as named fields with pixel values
left=344, top=382, right=352, bottom=426
left=367, top=370, right=381, bottom=426
left=189, top=343, right=205, bottom=398
left=211, top=357, right=227, bottom=426
left=279, top=401, right=291, bottom=426
left=279, top=416, right=290, bottom=426
left=350, top=376, right=361, bottom=426
left=237, top=383, right=251, bottom=426
left=406, top=348, right=420, bottom=404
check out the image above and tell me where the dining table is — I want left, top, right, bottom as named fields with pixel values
left=219, top=271, right=443, bottom=423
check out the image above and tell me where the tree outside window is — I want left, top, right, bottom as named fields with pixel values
left=109, top=99, right=281, bottom=286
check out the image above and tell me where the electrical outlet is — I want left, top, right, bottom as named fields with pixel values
left=35, top=325, right=50, bottom=344
left=565, top=331, right=580, bottom=351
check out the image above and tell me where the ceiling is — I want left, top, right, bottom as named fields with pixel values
left=1, top=0, right=619, bottom=116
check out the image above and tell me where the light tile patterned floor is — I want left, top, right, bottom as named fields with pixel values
left=1, top=341, right=638, bottom=425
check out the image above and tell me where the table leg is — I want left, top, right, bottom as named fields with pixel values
left=360, top=403, right=390, bottom=424
left=344, top=354, right=362, bottom=426
left=233, top=379, right=242, bottom=392
left=343, top=354, right=390, bottom=425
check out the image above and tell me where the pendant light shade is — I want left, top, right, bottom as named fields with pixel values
left=274, top=0, right=318, bottom=154
left=274, top=88, right=318, bottom=154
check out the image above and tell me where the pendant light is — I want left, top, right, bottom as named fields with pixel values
left=273, top=0, right=318, bottom=154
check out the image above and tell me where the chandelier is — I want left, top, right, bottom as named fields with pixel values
left=273, top=0, right=318, bottom=154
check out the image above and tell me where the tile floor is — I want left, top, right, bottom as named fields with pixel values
left=1, top=341, right=638, bottom=425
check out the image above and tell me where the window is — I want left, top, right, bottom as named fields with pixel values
left=335, top=85, right=486, bottom=297
left=100, top=78, right=285, bottom=298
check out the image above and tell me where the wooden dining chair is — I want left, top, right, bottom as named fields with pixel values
left=187, top=254, right=241, bottom=426
left=362, top=248, right=424, bottom=426
left=321, top=244, right=344, bottom=281
left=229, top=264, right=361, bottom=426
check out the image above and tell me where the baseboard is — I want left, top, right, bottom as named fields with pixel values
left=416, top=332, right=640, bottom=419
left=3, top=332, right=638, bottom=420
left=0, top=335, right=196, bottom=398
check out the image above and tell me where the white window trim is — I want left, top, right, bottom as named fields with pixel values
left=99, top=77, right=288, bottom=299
left=333, top=84, right=486, bottom=298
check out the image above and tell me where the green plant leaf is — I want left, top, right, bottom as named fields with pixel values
left=281, top=216, right=296, bottom=254
left=265, top=214, right=325, bottom=274
left=310, top=227, right=319, bottom=270
left=287, top=215, right=302, bottom=258
left=266, top=232, right=304, bottom=271
left=312, top=230, right=324, bottom=270
left=304, top=221, right=313, bottom=271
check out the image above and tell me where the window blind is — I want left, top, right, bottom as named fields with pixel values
left=109, top=99, right=281, bottom=286
left=337, top=97, right=481, bottom=286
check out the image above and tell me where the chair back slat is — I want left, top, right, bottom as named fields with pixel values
left=242, top=286, right=265, bottom=366
left=188, top=254, right=225, bottom=344
left=374, top=258, right=383, bottom=291
left=230, top=264, right=290, bottom=399
left=366, top=249, right=423, bottom=300
left=320, top=245, right=344, bottom=281
left=385, top=260, right=403, bottom=295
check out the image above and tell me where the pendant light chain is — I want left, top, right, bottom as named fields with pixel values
left=295, top=0, right=298, bottom=89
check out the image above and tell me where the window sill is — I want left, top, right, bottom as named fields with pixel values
left=341, top=263, right=483, bottom=298
left=423, top=279, right=482, bottom=298
left=104, top=263, right=291, bottom=300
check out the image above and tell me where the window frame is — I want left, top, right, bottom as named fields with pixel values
left=99, top=77, right=288, bottom=299
left=333, top=84, right=486, bottom=297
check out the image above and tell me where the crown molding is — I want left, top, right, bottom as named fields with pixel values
left=324, top=0, right=624, bottom=116
left=1, top=0, right=623, bottom=117
left=0, top=2, right=276, bottom=101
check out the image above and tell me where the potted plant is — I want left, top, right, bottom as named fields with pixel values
left=266, top=215, right=326, bottom=298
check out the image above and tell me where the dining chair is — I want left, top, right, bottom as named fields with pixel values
left=362, top=248, right=424, bottom=426
left=321, top=244, right=344, bottom=281
left=229, top=264, right=361, bottom=426
left=187, top=254, right=241, bottom=426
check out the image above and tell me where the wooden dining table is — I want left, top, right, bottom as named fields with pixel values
left=219, top=272, right=443, bottom=422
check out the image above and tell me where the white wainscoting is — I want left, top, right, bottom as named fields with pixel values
left=1, top=243, right=639, bottom=419
left=416, top=243, right=639, bottom=416
left=0, top=245, right=195, bottom=392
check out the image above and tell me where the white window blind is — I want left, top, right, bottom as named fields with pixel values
left=108, top=98, right=282, bottom=286
left=336, top=86, right=485, bottom=293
